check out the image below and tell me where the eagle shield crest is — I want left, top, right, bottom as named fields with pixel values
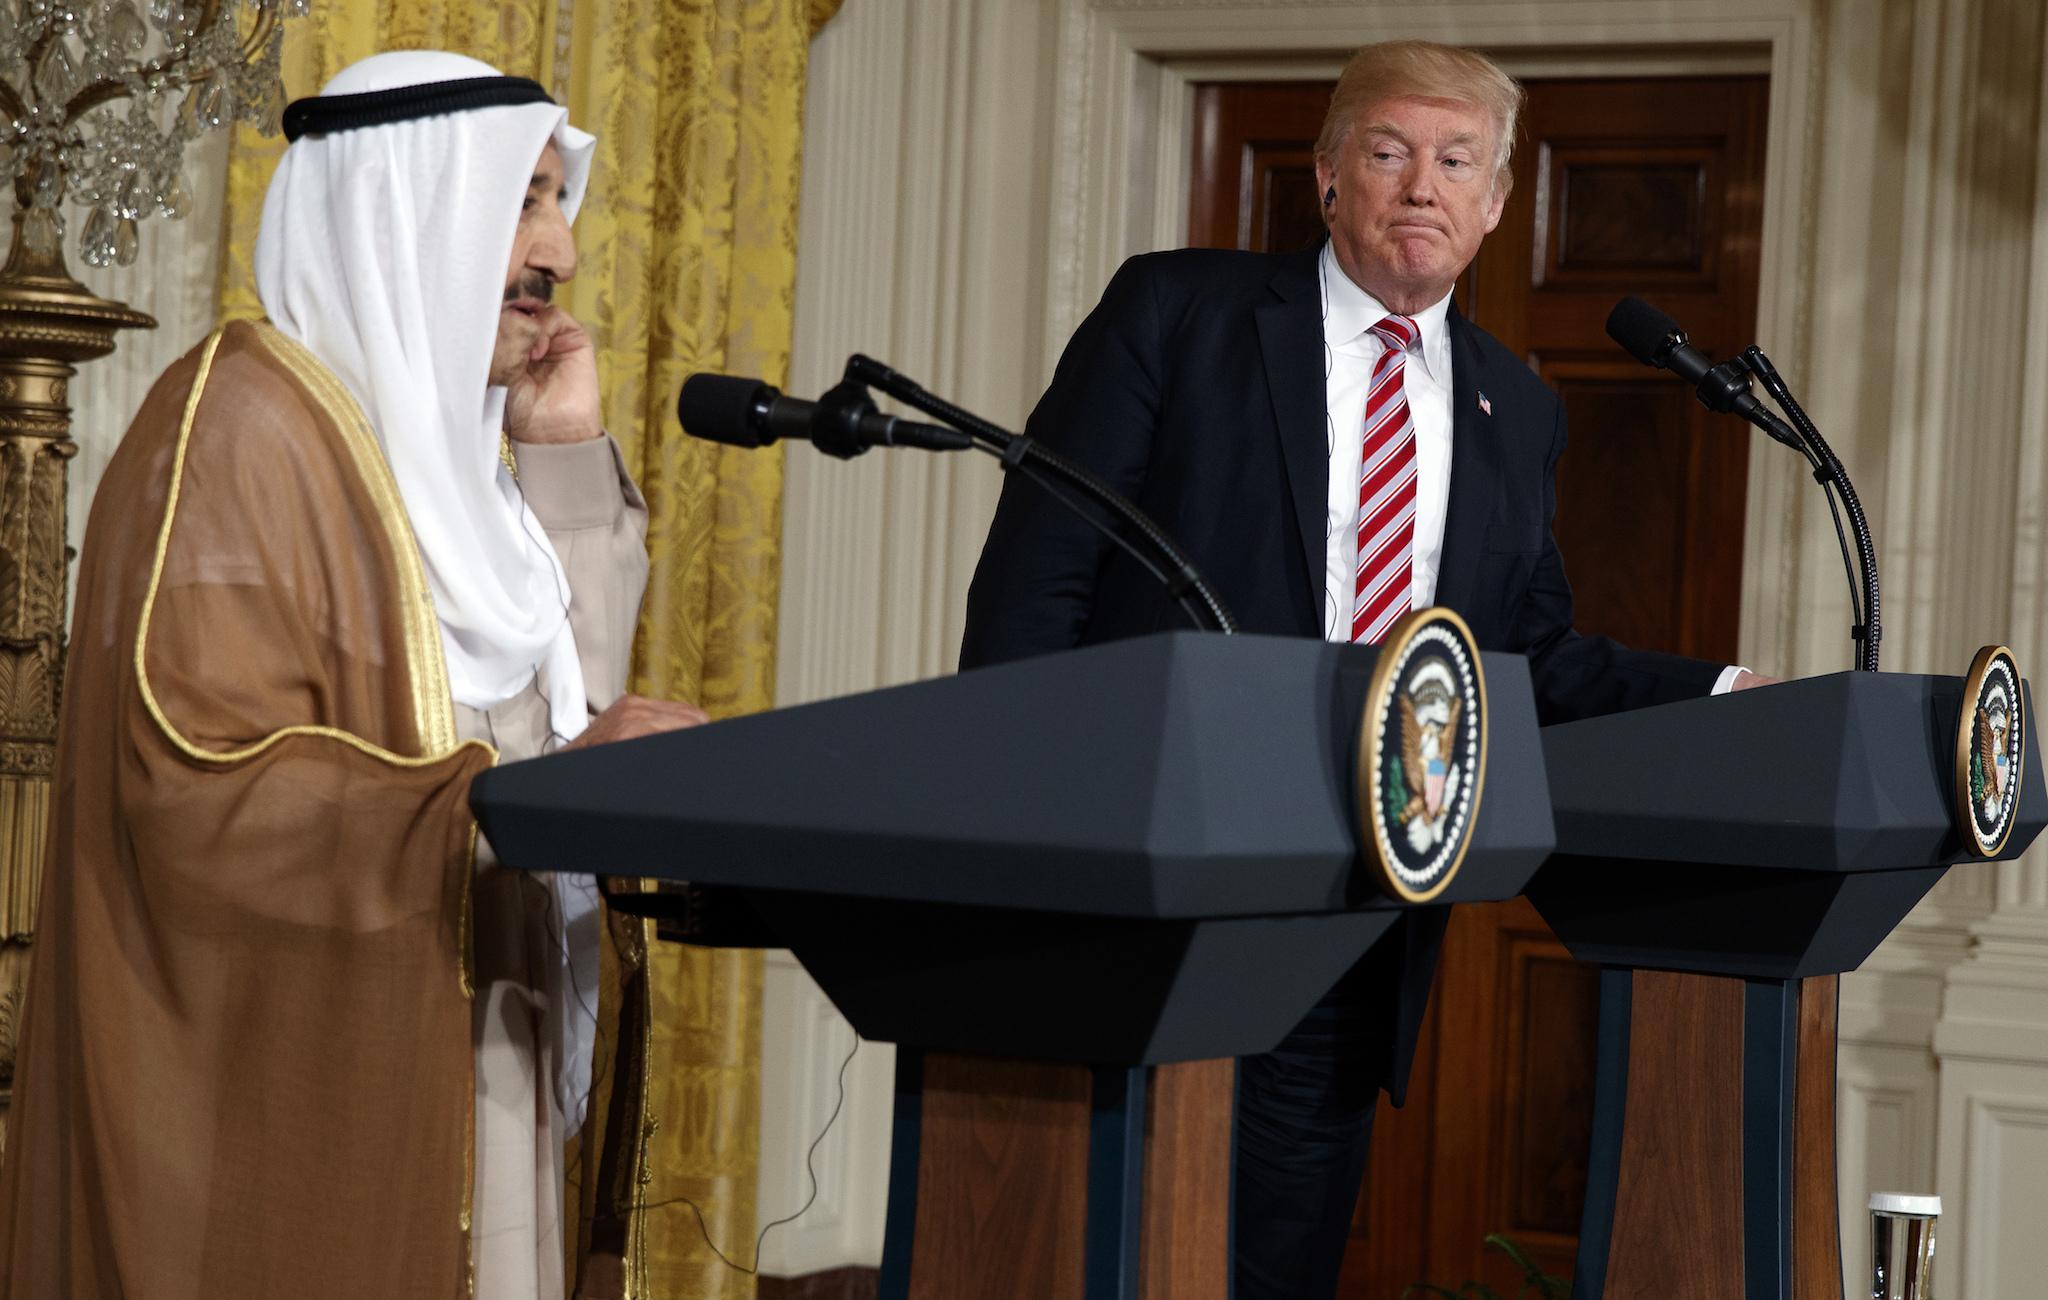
left=1957, top=645, right=2026, bottom=858
left=1358, top=608, right=1488, bottom=901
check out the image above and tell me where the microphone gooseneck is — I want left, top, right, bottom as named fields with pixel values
left=1606, top=296, right=1879, bottom=672
left=841, top=354, right=1238, bottom=636
left=677, top=360, right=1239, bottom=636
left=1743, top=346, right=1881, bottom=671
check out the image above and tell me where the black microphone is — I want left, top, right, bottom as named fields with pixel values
left=1605, top=297, right=1800, bottom=448
left=1610, top=297, right=1882, bottom=670
left=677, top=372, right=972, bottom=459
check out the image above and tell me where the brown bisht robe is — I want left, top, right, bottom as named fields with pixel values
left=0, top=320, right=500, bottom=1298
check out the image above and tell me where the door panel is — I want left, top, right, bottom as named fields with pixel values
left=1189, top=81, right=1333, bottom=254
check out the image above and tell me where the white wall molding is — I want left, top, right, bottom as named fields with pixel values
left=1879, top=0, right=2042, bottom=673
left=779, top=0, right=1050, bottom=709
left=1923, top=4, right=2048, bottom=1294
left=761, top=0, right=1057, bottom=1271
left=1942, top=1090, right=2048, bottom=1297
left=1835, top=1063, right=1937, bottom=1278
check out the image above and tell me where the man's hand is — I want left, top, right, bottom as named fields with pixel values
left=1731, top=670, right=1781, bottom=691
left=564, top=694, right=709, bottom=749
left=504, top=305, right=605, bottom=445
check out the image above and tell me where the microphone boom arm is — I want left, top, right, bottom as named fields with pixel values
left=1608, top=296, right=1878, bottom=672
left=842, top=354, right=1239, bottom=636
left=1740, top=346, right=1881, bottom=672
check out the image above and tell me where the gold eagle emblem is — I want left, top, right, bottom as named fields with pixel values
left=1955, top=645, right=2025, bottom=859
left=1398, top=693, right=1462, bottom=824
left=1979, top=702, right=2009, bottom=804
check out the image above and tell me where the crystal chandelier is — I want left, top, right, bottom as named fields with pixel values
left=0, top=0, right=306, bottom=270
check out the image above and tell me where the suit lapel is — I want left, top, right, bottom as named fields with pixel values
left=1254, top=248, right=1329, bottom=612
left=1433, top=302, right=1502, bottom=615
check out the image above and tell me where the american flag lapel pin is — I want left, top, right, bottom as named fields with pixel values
left=1478, top=391, right=1492, bottom=416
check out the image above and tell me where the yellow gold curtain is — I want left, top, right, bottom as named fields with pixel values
left=216, top=2, right=840, bottom=1296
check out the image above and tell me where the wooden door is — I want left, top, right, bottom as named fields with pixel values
left=1189, top=74, right=1769, bottom=1298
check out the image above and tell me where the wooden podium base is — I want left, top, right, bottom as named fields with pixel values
left=880, top=1052, right=1235, bottom=1300
left=876, top=974, right=1846, bottom=1300
left=1575, top=970, right=1844, bottom=1300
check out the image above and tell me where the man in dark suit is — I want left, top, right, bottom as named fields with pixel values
left=960, top=39, right=1775, bottom=1300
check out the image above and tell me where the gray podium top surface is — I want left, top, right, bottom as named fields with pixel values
left=1542, top=670, right=2045, bottom=871
left=470, top=631, right=1555, bottom=919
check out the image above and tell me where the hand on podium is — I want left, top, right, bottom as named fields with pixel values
left=1731, top=670, right=1782, bottom=691
left=565, top=694, right=710, bottom=748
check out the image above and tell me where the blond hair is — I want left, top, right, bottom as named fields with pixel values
left=1315, top=42, right=1525, bottom=192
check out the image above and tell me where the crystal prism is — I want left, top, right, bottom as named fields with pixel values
left=158, top=174, right=189, bottom=219
left=27, top=0, right=308, bottom=267
left=30, top=160, right=62, bottom=208
left=113, top=171, right=145, bottom=219
left=80, top=206, right=118, bottom=268
left=21, top=210, right=61, bottom=260
left=35, top=39, right=81, bottom=104
left=109, top=1, right=148, bottom=52
left=193, top=73, right=232, bottom=129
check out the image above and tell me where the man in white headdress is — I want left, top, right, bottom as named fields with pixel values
left=0, top=51, right=694, bottom=1300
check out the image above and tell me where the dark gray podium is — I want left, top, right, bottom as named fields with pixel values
left=471, top=630, right=1555, bottom=1300
left=1528, top=671, right=2044, bottom=1300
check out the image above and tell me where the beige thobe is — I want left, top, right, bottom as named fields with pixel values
left=459, top=436, right=649, bottom=1300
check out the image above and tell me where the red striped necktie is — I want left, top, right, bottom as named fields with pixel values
left=1352, top=314, right=1420, bottom=644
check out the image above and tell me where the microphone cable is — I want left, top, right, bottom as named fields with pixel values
left=586, top=1027, right=863, bottom=1277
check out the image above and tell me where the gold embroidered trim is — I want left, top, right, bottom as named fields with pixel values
left=134, top=326, right=493, bottom=773
left=134, top=323, right=500, bottom=972
left=462, top=1068, right=477, bottom=1300
left=251, top=323, right=462, bottom=753
left=500, top=432, right=519, bottom=481
left=243, top=325, right=497, bottom=1006
left=629, top=941, right=656, bottom=1300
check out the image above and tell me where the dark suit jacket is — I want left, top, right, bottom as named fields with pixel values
left=959, top=245, right=1724, bottom=1097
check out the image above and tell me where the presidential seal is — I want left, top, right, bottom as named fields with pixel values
left=1357, top=607, right=1488, bottom=902
left=1956, top=645, right=2026, bottom=858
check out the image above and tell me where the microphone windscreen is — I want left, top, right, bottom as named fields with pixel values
left=1605, top=296, right=1684, bottom=369
left=677, top=373, right=772, bottom=446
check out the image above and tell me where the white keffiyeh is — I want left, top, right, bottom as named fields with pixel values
left=254, top=50, right=605, bottom=1132
left=255, top=49, right=596, bottom=745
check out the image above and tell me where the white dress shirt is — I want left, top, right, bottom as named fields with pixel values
left=1315, top=244, right=1743, bottom=692
left=1318, top=242, right=1454, bottom=642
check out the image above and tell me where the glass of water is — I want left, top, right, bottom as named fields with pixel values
left=1869, top=1192, right=1939, bottom=1300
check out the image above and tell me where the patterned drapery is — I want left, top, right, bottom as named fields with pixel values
left=216, top=2, right=837, bottom=1294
